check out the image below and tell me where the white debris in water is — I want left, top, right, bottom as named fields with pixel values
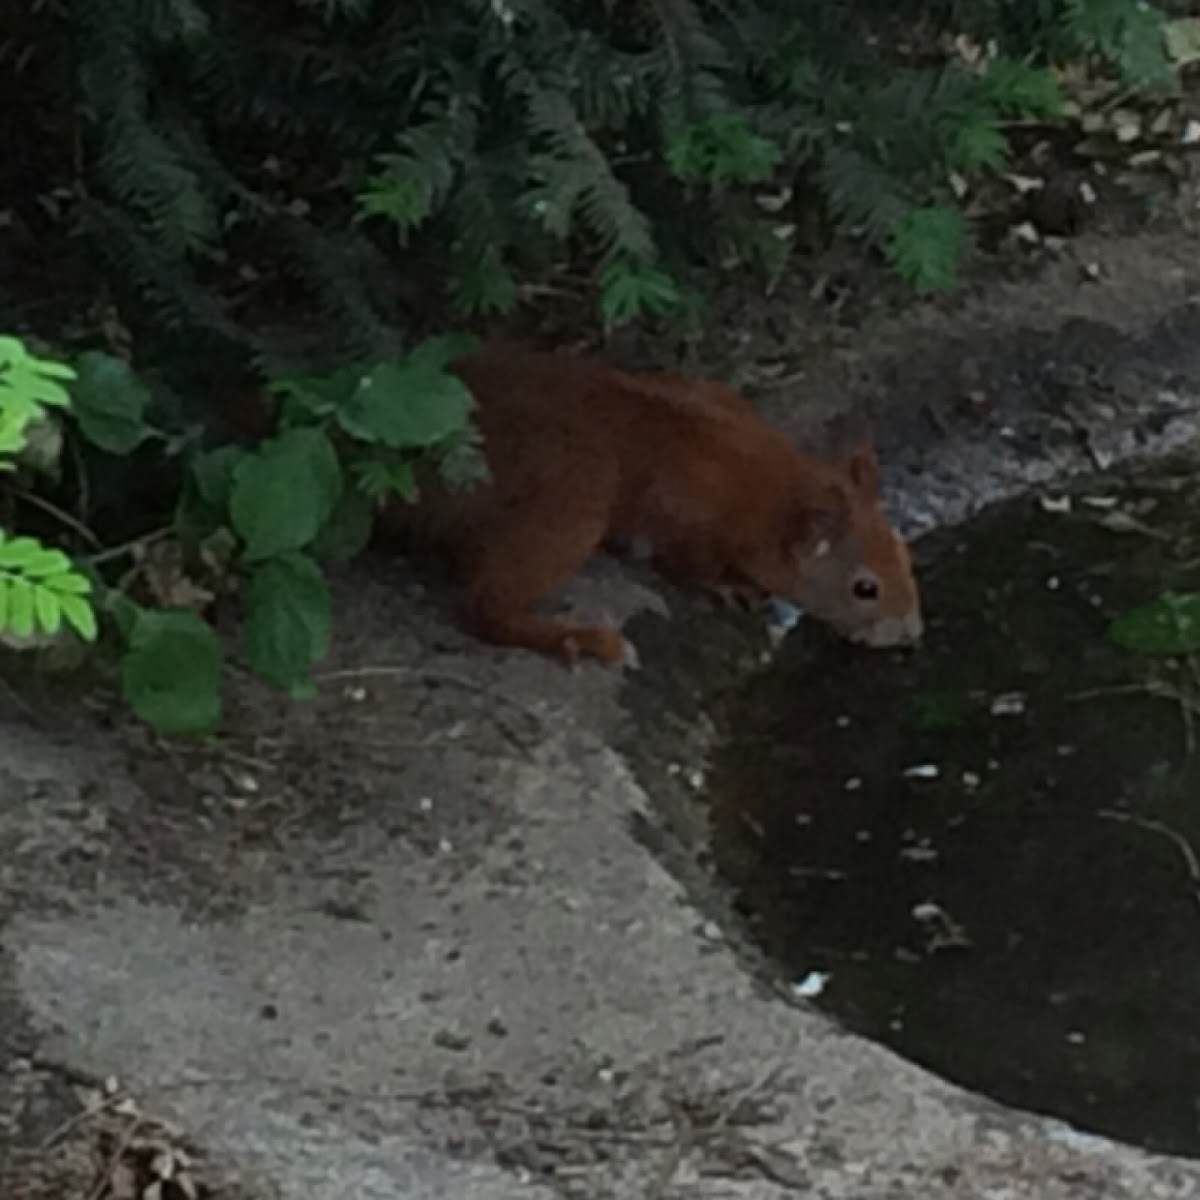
left=912, top=901, right=947, bottom=923
left=903, top=763, right=940, bottom=780
left=792, top=971, right=830, bottom=999
left=962, top=771, right=981, bottom=789
left=989, top=692, right=1027, bottom=717
left=1081, top=495, right=1119, bottom=510
left=844, top=776, right=863, bottom=792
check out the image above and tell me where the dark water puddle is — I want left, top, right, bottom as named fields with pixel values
left=708, top=454, right=1200, bottom=1156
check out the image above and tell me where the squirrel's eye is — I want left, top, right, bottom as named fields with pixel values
left=852, top=576, right=879, bottom=601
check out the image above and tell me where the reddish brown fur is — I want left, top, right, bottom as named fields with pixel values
left=398, top=345, right=922, bottom=664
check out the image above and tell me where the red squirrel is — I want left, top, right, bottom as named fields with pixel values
left=395, top=344, right=923, bottom=665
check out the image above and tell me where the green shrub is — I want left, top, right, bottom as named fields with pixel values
left=5, top=0, right=1179, bottom=367
left=1, top=329, right=477, bottom=735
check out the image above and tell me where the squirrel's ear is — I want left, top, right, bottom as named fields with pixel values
left=841, top=443, right=881, bottom=503
left=788, top=482, right=851, bottom=556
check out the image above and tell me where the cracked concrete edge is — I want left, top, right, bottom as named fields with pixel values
left=6, top=735, right=1200, bottom=1200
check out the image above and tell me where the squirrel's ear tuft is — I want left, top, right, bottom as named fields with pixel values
left=841, top=443, right=881, bottom=502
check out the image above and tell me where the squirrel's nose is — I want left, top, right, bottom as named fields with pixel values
left=856, top=611, right=924, bottom=648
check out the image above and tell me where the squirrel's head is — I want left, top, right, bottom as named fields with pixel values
left=753, top=443, right=923, bottom=649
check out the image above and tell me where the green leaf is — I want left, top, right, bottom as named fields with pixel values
left=667, top=114, right=781, bottom=183
left=59, top=592, right=98, bottom=642
left=599, top=259, right=681, bottom=326
left=942, top=113, right=1008, bottom=172
left=980, top=59, right=1064, bottom=118
left=404, top=334, right=480, bottom=374
left=244, top=552, right=331, bottom=692
left=21, top=546, right=74, bottom=578
left=0, top=337, right=76, bottom=415
left=0, top=534, right=46, bottom=570
left=352, top=455, right=416, bottom=502
left=908, top=690, right=966, bottom=731
left=32, top=586, right=61, bottom=635
left=310, top=484, right=375, bottom=563
left=1107, top=591, right=1200, bottom=655
left=267, top=366, right=361, bottom=426
left=449, top=247, right=517, bottom=315
left=336, top=361, right=474, bottom=449
left=192, top=445, right=250, bottom=509
left=121, top=608, right=224, bottom=735
left=176, top=446, right=246, bottom=543
left=7, top=578, right=34, bottom=637
left=42, top=570, right=92, bottom=595
left=357, top=174, right=434, bottom=230
left=887, top=206, right=965, bottom=293
left=69, top=351, right=153, bottom=454
left=229, top=428, right=342, bottom=561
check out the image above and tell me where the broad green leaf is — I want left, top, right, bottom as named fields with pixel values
left=178, top=445, right=250, bottom=542
left=267, top=366, right=361, bottom=426
left=244, top=552, right=331, bottom=691
left=121, top=608, right=224, bottom=735
left=336, top=361, right=474, bottom=449
left=32, top=586, right=61, bottom=635
left=1107, top=591, right=1200, bottom=655
left=69, top=351, right=153, bottom=454
left=102, top=590, right=140, bottom=642
left=229, top=428, right=342, bottom=561
left=310, top=485, right=375, bottom=563
left=0, top=580, right=7, bottom=628
left=192, top=445, right=250, bottom=509
left=404, top=334, right=480, bottom=374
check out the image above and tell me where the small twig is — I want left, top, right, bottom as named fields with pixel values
left=1067, top=682, right=1170, bottom=703
left=647, top=1115, right=690, bottom=1200
left=1097, top=808, right=1200, bottom=912
left=709, top=1063, right=787, bottom=1134
left=86, top=1114, right=142, bottom=1200
left=13, top=488, right=101, bottom=548
left=87, top=525, right=172, bottom=567
left=38, top=1092, right=126, bottom=1152
left=1070, top=679, right=1200, bottom=761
